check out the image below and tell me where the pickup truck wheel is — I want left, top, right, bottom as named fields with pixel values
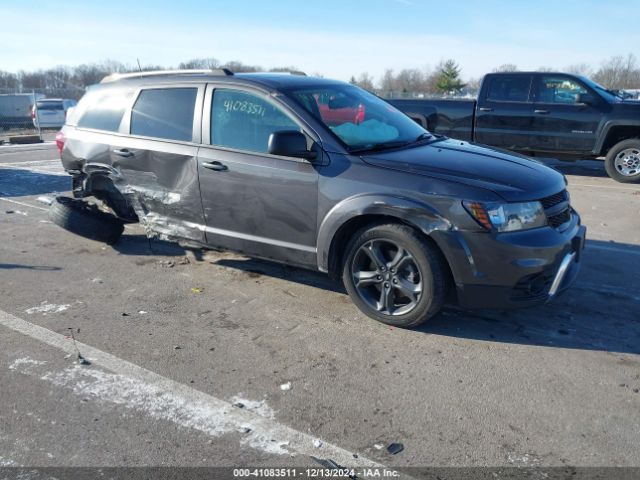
left=342, top=223, right=448, bottom=328
left=605, top=139, right=640, bottom=183
left=48, top=196, right=124, bottom=245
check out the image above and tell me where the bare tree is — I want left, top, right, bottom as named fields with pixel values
left=593, top=54, right=640, bottom=89
left=178, top=57, right=220, bottom=69
left=493, top=64, right=518, bottom=72
left=565, top=63, right=593, bottom=77
left=353, top=72, right=375, bottom=91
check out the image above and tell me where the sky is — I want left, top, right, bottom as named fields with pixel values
left=2, top=0, right=640, bottom=82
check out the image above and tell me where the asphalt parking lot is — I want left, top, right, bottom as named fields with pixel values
left=0, top=144, right=639, bottom=475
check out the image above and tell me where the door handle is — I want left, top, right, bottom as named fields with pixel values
left=479, top=107, right=493, bottom=112
left=112, top=148, right=134, bottom=157
left=202, top=161, right=228, bottom=171
left=534, top=109, right=550, bottom=114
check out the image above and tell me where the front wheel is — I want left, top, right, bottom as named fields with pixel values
left=604, top=139, right=640, bottom=183
left=342, top=223, right=448, bottom=328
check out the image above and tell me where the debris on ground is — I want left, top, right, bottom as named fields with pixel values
left=36, top=196, right=54, bottom=205
left=5, top=210, right=27, bottom=215
left=158, top=260, right=175, bottom=268
left=121, top=312, right=130, bottom=317
left=191, top=287, right=204, bottom=293
left=386, top=442, right=404, bottom=455
left=178, top=257, right=190, bottom=265
left=66, top=328, right=91, bottom=366
left=138, top=310, right=148, bottom=314
left=91, top=278, right=104, bottom=284
left=313, top=439, right=323, bottom=448
left=280, top=382, right=292, bottom=391
left=173, top=345, right=182, bottom=350
left=234, top=401, right=245, bottom=409
left=373, top=443, right=384, bottom=450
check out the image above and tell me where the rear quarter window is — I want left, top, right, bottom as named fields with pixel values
left=130, top=88, right=198, bottom=142
left=486, top=76, right=532, bottom=102
left=36, top=101, right=64, bottom=111
left=76, top=88, right=134, bottom=132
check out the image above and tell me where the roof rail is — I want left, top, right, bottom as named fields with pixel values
left=100, top=68, right=234, bottom=83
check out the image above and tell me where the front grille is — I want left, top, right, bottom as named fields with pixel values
left=548, top=209, right=571, bottom=228
left=540, top=189, right=571, bottom=229
left=540, top=190, right=568, bottom=209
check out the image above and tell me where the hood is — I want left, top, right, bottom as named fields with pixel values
left=361, top=139, right=567, bottom=202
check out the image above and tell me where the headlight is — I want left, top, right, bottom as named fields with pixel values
left=463, top=200, right=547, bottom=232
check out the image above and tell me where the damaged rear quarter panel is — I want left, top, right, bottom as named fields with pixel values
left=63, top=128, right=206, bottom=243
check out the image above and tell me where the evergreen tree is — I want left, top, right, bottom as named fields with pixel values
left=436, top=60, right=466, bottom=94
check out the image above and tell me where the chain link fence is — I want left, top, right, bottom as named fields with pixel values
left=0, top=87, right=84, bottom=145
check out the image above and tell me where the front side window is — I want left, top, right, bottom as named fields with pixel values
left=538, top=77, right=588, bottom=104
left=76, top=88, right=133, bottom=132
left=211, top=89, right=300, bottom=153
left=289, top=84, right=426, bottom=151
left=131, top=88, right=197, bottom=141
left=486, top=76, right=532, bottom=102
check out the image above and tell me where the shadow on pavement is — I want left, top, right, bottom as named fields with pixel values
left=0, top=168, right=69, bottom=197
left=212, top=239, right=640, bottom=354
left=0, top=263, right=61, bottom=271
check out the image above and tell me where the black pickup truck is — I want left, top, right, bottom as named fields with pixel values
left=390, top=72, right=640, bottom=183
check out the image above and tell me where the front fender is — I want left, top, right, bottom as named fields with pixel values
left=594, top=119, right=640, bottom=155
left=316, top=193, right=452, bottom=272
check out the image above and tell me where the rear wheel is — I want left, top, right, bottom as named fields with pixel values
left=342, top=223, right=448, bottom=328
left=604, top=139, right=640, bottom=183
left=48, top=196, right=124, bottom=244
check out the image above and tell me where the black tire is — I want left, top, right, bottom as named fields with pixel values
left=342, top=222, right=448, bottom=328
left=48, top=196, right=124, bottom=245
left=604, top=139, right=640, bottom=183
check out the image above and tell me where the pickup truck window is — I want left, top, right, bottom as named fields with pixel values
left=211, top=89, right=300, bottom=154
left=289, top=85, right=425, bottom=150
left=486, top=76, right=531, bottom=102
left=538, top=77, right=588, bottom=104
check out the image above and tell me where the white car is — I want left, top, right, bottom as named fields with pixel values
left=32, top=99, right=77, bottom=128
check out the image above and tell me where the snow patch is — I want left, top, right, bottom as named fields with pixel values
left=9, top=357, right=47, bottom=372
left=39, top=366, right=290, bottom=455
left=25, top=302, right=70, bottom=315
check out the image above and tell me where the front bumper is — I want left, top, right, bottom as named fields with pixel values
left=434, top=212, right=586, bottom=310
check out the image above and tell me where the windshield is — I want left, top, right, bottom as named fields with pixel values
left=578, top=76, right=621, bottom=101
left=288, top=84, right=428, bottom=151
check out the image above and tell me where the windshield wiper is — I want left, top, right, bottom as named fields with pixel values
left=350, top=140, right=411, bottom=154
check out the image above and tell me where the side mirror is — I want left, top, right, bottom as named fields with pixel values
left=268, top=130, right=317, bottom=160
left=576, top=93, right=596, bottom=105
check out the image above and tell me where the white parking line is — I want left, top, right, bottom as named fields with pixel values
left=568, top=182, right=639, bottom=191
left=0, top=309, right=384, bottom=468
left=0, top=197, right=48, bottom=211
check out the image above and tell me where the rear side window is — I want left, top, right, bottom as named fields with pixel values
left=36, top=101, right=64, bottom=111
left=486, top=76, right=532, bottom=102
left=76, top=89, right=133, bottom=131
left=211, top=89, right=299, bottom=153
left=131, top=88, right=197, bottom=142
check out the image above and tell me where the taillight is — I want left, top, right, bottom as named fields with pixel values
left=31, top=108, right=36, bottom=119
left=55, top=131, right=65, bottom=157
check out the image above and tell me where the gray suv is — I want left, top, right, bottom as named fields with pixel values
left=53, top=69, right=586, bottom=328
